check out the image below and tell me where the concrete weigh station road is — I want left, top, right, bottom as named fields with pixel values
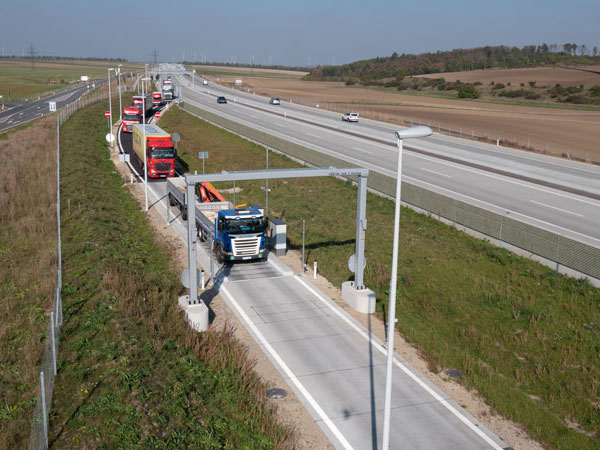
left=118, top=102, right=510, bottom=449
left=170, top=69, right=600, bottom=248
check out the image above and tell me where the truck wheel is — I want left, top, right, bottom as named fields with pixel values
left=215, top=244, right=224, bottom=264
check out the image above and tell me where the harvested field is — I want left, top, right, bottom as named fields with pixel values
left=191, top=64, right=307, bottom=77
left=214, top=75, right=600, bottom=161
left=415, top=65, right=600, bottom=87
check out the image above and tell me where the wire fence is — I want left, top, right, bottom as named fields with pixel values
left=27, top=86, right=110, bottom=450
left=180, top=101, right=600, bottom=282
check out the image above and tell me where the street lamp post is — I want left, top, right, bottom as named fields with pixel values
left=381, top=126, right=432, bottom=450
left=107, top=68, right=115, bottom=148
left=117, top=64, right=123, bottom=121
left=141, top=76, right=152, bottom=212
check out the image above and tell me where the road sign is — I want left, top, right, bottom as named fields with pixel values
left=181, top=268, right=203, bottom=289
left=105, top=133, right=115, bottom=144
left=104, top=111, right=110, bottom=117
left=347, top=254, right=366, bottom=273
left=155, top=112, right=161, bottom=118
left=48, top=102, right=56, bottom=112
left=197, top=152, right=208, bottom=159
left=172, top=132, right=180, bottom=143
left=118, top=153, right=130, bottom=162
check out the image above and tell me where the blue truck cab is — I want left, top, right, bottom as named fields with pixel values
left=214, top=205, right=268, bottom=263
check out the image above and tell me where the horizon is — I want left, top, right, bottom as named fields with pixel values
left=1, top=0, right=598, bottom=67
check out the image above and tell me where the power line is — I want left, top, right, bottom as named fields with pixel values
left=151, top=49, right=159, bottom=64
left=28, top=44, right=37, bottom=69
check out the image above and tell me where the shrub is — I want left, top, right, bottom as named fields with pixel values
left=529, top=81, right=537, bottom=87
left=345, top=78, right=356, bottom=86
left=492, top=83, right=505, bottom=90
left=589, top=84, right=600, bottom=97
left=457, top=83, right=480, bottom=99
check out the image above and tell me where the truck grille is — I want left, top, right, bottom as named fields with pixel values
left=231, top=236, right=260, bottom=256
left=154, top=163, right=171, bottom=171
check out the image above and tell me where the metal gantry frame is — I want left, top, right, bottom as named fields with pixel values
left=181, top=166, right=369, bottom=304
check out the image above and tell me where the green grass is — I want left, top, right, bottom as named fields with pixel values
left=159, top=106, right=600, bottom=450
left=46, top=98, right=294, bottom=448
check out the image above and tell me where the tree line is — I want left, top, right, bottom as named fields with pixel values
left=305, top=44, right=600, bottom=82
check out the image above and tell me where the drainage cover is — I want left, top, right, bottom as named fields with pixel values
left=266, top=388, right=287, bottom=399
left=445, top=369, right=462, bottom=378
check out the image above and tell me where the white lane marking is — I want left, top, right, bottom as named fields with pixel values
left=295, top=276, right=504, bottom=450
left=408, top=151, right=600, bottom=207
left=306, top=132, right=320, bottom=138
left=219, top=284, right=355, bottom=450
left=223, top=274, right=288, bottom=283
left=530, top=200, right=584, bottom=217
left=405, top=175, right=600, bottom=245
left=421, top=167, right=451, bottom=178
left=352, top=146, right=372, bottom=154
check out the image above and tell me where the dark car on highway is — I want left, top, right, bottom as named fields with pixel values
left=217, top=96, right=227, bottom=104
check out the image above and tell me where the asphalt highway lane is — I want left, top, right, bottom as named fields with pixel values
left=176, top=75, right=600, bottom=247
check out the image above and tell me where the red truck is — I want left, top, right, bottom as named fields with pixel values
left=132, top=94, right=153, bottom=117
left=152, top=91, right=162, bottom=106
left=132, top=124, right=176, bottom=178
left=122, top=106, right=141, bottom=133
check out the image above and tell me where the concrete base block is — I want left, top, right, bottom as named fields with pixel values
left=178, top=295, right=209, bottom=331
left=341, top=282, right=376, bottom=314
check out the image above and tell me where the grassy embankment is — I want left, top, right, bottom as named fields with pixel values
left=159, top=106, right=600, bottom=450
left=1, top=97, right=294, bottom=448
left=0, top=59, right=140, bottom=100
left=0, top=116, right=58, bottom=448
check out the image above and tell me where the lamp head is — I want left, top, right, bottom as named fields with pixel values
left=395, top=126, right=433, bottom=140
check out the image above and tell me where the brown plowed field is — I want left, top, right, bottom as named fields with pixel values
left=213, top=73, right=600, bottom=162
left=415, top=65, right=600, bottom=87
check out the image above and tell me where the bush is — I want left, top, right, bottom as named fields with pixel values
left=492, top=83, right=505, bottom=90
left=345, top=78, right=356, bottom=86
left=589, top=84, right=600, bottom=97
left=529, top=81, right=537, bottom=87
left=498, top=88, right=536, bottom=98
left=457, top=83, right=480, bottom=99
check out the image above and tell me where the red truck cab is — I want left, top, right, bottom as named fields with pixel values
left=122, top=106, right=141, bottom=133
left=152, top=91, right=162, bottom=105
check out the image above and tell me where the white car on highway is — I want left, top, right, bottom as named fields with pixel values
left=269, top=97, right=281, bottom=105
left=342, top=112, right=359, bottom=122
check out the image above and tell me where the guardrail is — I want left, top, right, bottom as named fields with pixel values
left=179, top=101, right=600, bottom=283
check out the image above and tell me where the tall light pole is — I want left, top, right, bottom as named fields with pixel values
left=381, top=126, right=432, bottom=450
left=107, top=68, right=115, bottom=148
left=117, top=64, right=123, bottom=121
left=141, top=76, right=151, bottom=212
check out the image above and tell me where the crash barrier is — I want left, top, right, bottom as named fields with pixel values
left=180, top=102, right=600, bottom=282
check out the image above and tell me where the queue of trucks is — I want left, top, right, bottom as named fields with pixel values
left=121, top=73, right=269, bottom=263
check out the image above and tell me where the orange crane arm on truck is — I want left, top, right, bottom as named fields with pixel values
left=197, top=182, right=226, bottom=203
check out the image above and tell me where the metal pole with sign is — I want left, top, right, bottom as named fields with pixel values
left=107, top=68, right=114, bottom=148
left=198, top=151, right=208, bottom=174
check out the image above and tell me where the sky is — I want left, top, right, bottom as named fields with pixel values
left=1, top=0, right=599, bottom=66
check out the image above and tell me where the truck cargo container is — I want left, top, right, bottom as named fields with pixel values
left=132, top=94, right=153, bottom=116
left=132, top=124, right=176, bottom=178
left=167, top=177, right=268, bottom=262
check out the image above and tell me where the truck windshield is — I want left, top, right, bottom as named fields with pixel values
left=223, top=217, right=266, bottom=234
left=123, top=113, right=139, bottom=121
left=150, top=147, right=175, bottom=159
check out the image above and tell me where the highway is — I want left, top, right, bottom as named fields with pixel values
left=0, top=83, right=96, bottom=132
left=170, top=71, right=600, bottom=248
left=118, top=109, right=510, bottom=449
